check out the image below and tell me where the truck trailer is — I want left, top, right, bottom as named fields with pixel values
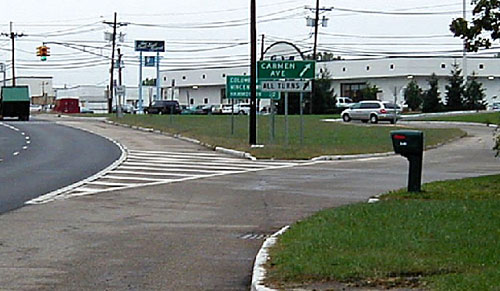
left=0, top=86, right=30, bottom=121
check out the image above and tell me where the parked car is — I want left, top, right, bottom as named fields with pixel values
left=487, top=102, right=500, bottom=111
left=144, top=100, right=181, bottom=114
left=112, top=104, right=136, bottom=114
left=211, top=104, right=224, bottom=114
left=29, top=104, right=42, bottom=112
left=233, top=103, right=251, bottom=115
left=341, top=100, right=401, bottom=124
left=335, top=96, right=354, bottom=109
left=80, top=107, right=94, bottom=114
left=221, top=104, right=234, bottom=114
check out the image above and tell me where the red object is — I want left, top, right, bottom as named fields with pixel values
left=54, top=98, right=80, bottom=114
left=380, top=109, right=387, bottom=114
left=393, top=134, right=407, bottom=140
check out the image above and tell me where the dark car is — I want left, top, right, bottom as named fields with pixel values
left=145, top=100, right=181, bottom=114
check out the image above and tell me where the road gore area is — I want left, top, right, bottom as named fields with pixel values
left=108, top=115, right=465, bottom=159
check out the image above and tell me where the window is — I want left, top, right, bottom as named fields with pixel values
left=341, top=83, right=367, bottom=102
left=479, top=64, right=485, bottom=70
left=204, top=98, right=209, bottom=104
left=190, top=98, right=194, bottom=105
left=360, top=102, right=380, bottom=109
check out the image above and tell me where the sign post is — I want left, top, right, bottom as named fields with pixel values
left=257, top=60, right=315, bottom=146
left=134, top=40, right=165, bottom=113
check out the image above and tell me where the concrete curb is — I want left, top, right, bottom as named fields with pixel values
left=312, top=151, right=395, bottom=161
left=104, top=120, right=258, bottom=160
left=25, top=124, right=128, bottom=205
left=251, top=225, right=290, bottom=291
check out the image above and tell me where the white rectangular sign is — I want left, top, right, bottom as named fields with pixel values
left=261, top=80, right=312, bottom=92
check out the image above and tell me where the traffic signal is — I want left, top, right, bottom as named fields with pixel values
left=36, top=45, right=50, bottom=61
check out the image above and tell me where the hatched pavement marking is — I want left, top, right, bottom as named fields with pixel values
left=30, top=149, right=305, bottom=203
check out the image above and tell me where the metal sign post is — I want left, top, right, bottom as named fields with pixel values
left=138, top=51, right=143, bottom=113
left=134, top=40, right=165, bottom=113
left=300, top=92, right=304, bottom=145
left=156, top=52, right=160, bottom=101
left=285, top=92, right=289, bottom=145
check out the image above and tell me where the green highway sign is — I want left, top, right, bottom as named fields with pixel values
left=226, top=75, right=279, bottom=99
left=257, top=60, right=315, bottom=80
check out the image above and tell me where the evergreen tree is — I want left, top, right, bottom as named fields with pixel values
left=444, top=62, right=465, bottom=111
left=464, top=73, right=486, bottom=110
left=360, top=84, right=379, bottom=100
left=422, top=74, right=442, bottom=113
left=404, top=80, right=423, bottom=111
left=312, top=68, right=336, bottom=114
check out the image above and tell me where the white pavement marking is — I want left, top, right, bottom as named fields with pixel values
left=40, top=148, right=310, bottom=201
left=13, top=152, right=19, bottom=156
left=22, top=146, right=28, bottom=150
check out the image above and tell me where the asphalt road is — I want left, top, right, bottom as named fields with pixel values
left=0, top=119, right=122, bottom=214
left=0, top=118, right=497, bottom=290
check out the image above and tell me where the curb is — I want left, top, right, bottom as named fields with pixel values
left=251, top=225, right=290, bottom=291
left=25, top=125, right=128, bottom=205
left=104, top=120, right=259, bottom=160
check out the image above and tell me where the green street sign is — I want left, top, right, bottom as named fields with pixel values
left=226, top=75, right=279, bottom=99
left=257, top=60, right=315, bottom=80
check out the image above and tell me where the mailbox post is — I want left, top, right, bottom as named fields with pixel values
left=391, top=130, right=424, bottom=192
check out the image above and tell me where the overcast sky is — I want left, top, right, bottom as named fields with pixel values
left=0, top=0, right=477, bottom=87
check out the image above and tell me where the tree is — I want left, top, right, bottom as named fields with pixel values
left=450, top=0, right=500, bottom=52
left=312, top=68, right=336, bottom=114
left=404, top=80, right=423, bottom=111
left=360, top=84, right=379, bottom=101
left=422, top=74, right=442, bottom=113
left=464, top=73, right=487, bottom=110
left=444, top=62, right=465, bottom=111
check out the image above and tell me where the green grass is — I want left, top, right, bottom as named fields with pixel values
left=109, top=114, right=464, bottom=159
left=417, top=111, right=500, bottom=125
left=265, top=175, right=500, bottom=290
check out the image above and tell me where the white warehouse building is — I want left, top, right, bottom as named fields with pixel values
left=160, top=57, right=500, bottom=108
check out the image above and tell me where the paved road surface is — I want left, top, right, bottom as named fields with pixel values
left=0, top=117, right=497, bottom=290
left=0, top=119, right=122, bottom=214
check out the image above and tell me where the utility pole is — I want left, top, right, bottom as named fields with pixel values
left=103, top=13, right=127, bottom=113
left=1, top=22, right=25, bottom=86
left=250, top=0, right=257, bottom=145
left=306, top=2, right=332, bottom=114
left=462, top=0, right=468, bottom=85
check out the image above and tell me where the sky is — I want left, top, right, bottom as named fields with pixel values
left=0, top=0, right=480, bottom=87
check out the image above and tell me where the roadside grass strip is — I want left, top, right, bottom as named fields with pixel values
left=415, top=111, right=500, bottom=125
left=109, top=115, right=464, bottom=159
left=264, top=174, right=500, bottom=290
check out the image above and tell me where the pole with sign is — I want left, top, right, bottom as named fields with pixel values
left=257, top=60, right=315, bottom=146
left=134, top=40, right=165, bottom=113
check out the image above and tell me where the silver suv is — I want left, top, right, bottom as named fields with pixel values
left=341, top=100, right=401, bottom=124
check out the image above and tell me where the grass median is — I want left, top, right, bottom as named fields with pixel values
left=415, top=111, right=500, bottom=125
left=109, top=114, right=464, bottom=159
left=265, top=174, right=500, bottom=290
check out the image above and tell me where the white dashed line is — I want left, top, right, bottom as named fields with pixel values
left=22, top=146, right=28, bottom=150
left=13, top=152, right=20, bottom=156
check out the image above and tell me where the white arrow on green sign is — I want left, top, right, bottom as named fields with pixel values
left=257, top=60, right=315, bottom=80
left=226, top=75, right=279, bottom=99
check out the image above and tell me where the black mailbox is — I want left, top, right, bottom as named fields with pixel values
left=391, top=130, right=424, bottom=156
left=391, top=130, right=424, bottom=192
